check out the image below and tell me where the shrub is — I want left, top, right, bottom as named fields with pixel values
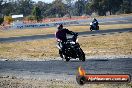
left=26, top=15, right=35, bottom=21
left=0, top=18, right=4, bottom=25
left=4, top=16, right=13, bottom=24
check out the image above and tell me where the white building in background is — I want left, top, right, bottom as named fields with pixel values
left=12, top=14, right=23, bottom=19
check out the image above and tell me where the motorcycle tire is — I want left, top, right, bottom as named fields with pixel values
left=62, top=55, right=70, bottom=62
left=59, top=50, right=63, bottom=58
left=66, top=57, right=70, bottom=62
left=79, top=49, right=86, bottom=62
left=90, top=26, right=93, bottom=31
left=97, top=26, right=99, bottom=30
left=60, top=51, right=70, bottom=62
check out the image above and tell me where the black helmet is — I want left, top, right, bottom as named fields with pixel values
left=57, top=24, right=63, bottom=30
left=93, top=18, right=97, bottom=21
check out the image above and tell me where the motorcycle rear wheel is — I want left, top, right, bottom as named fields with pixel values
left=97, top=26, right=99, bottom=30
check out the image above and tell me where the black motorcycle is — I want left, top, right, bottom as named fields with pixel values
left=90, top=22, right=99, bottom=31
left=57, top=34, right=85, bottom=62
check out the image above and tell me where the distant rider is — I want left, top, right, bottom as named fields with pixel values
left=55, top=24, right=77, bottom=53
left=92, top=18, right=98, bottom=27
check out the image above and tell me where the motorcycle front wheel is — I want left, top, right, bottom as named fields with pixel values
left=79, top=49, right=85, bottom=62
left=59, top=50, right=70, bottom=62
left=90, top=26, right=93, bottom=31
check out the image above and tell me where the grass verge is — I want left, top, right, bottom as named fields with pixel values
left=96, top=13, right=132, bottom=18
left=0, top=32, right=131, bottom=60
left=0, top=24, right=132, bottom=38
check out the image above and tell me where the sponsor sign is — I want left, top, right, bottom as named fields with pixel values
left=76, top=66, right=131, bottom=85
left=12, top=20, right=79, bottom=29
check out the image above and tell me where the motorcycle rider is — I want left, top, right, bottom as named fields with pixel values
left=92, top=18, right=98, bottom=28
left=55, top=24, right=77, bottom=54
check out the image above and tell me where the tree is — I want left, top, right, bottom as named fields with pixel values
left=120, top=0, right=132, bottom=14
left=85, top=2, right=93, bottom=15
left=1, top=2, right=14, bottom=16
left=0, top=0, right=3, bottom=15
left=16, top=0, right=34, bottom=16
left=32, top=6, right=42, bottom=22
left=0, top=0, right=15, bottom=16
left=75, top=0, right=85, bottom=16
left=64, top=0, right=73, bottom=18
left=64, top=0, right=75, bottom=18
left=51, top=0, right=66, bottom=17
left=35, top=1, right=50, bottom=18
left=86, top=0, right=124, bottom=16
left=0, top=0, right=34, bottom=17
left=108, top=0, right=123, bottom=14
left=86, top=0, right=106, bottom=16
left=0, top=17, right=4, bottom=25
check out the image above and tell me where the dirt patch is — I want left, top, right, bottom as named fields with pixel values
left=0, top=77, right=131, bottom=88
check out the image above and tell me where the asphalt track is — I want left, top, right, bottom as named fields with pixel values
left=0, top=15, right=132, bottom=43
left=0, top=56, right=132, bottom=80
left=0, top=28, right=132, bottom=43
left=0, top=16, right=132, bottom=81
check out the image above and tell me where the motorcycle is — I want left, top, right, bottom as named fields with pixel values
left=90, top=22, right=99, bottom=31
left=56, top=34, right=85, bottom=62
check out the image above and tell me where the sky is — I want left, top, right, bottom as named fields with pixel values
left=33, top=0, right=54, bottom=3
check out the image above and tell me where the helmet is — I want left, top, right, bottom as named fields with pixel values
left=57, top=24, right=63, bottom=30
left=93, top=18, right=97, bottom=21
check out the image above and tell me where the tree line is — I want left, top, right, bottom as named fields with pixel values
left=0, top=0, right=132, bottom=23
